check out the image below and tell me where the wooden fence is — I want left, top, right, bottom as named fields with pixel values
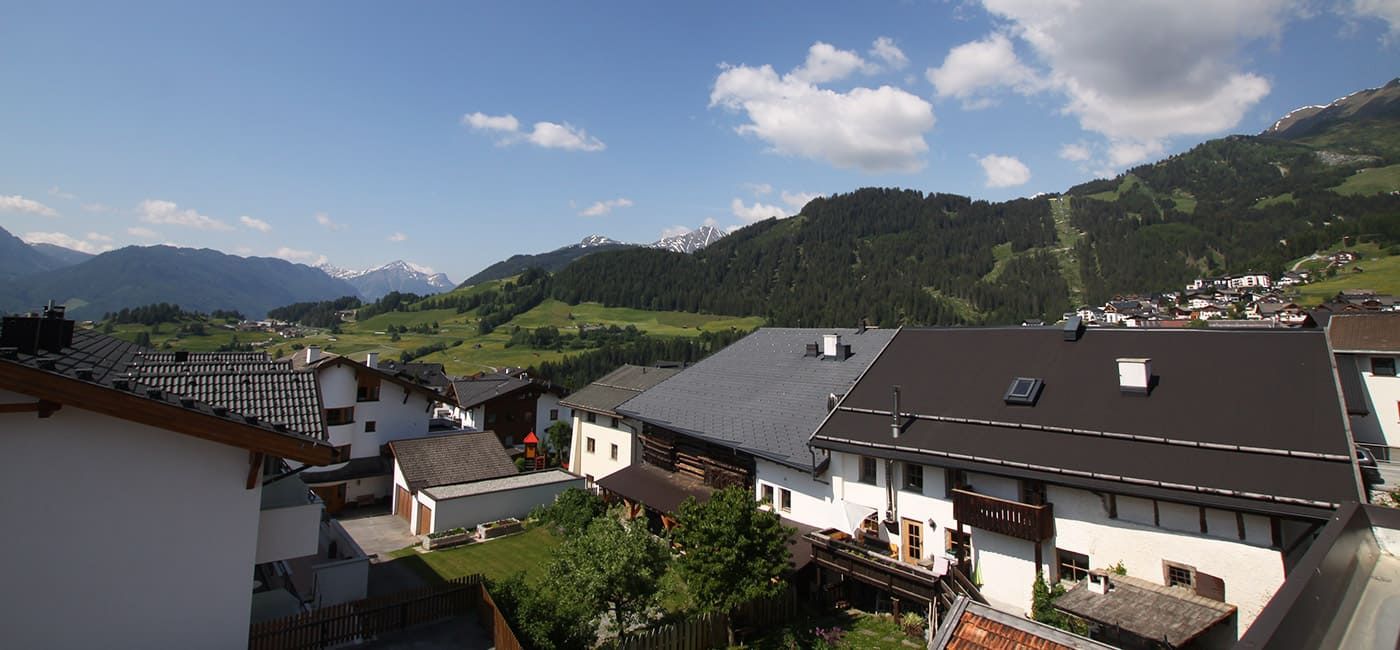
left=617, top=586, right=800, bottom=650
left=250, top=575, right=517, bottom=650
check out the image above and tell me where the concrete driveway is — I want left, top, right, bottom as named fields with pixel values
left=338, top=511, right=420, bottom=559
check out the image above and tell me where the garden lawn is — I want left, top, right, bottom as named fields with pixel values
left=736, top=611, right=921, bottom=650
left=385, top=525, right=561, bottom=585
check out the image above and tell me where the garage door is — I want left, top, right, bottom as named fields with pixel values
left=395, top=486, right=411, bottom=522
left=416, top=502, right=432, bottom=535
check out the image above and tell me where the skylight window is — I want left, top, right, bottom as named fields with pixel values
left=1004, top=377, right=1043, bottom=406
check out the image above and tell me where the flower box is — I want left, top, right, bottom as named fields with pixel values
left=477, top=517, right=523, bottom=540
left=422, top=528, right=473, bottom=550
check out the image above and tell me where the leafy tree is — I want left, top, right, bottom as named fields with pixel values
left=134, top=331, right=152, bottom=347
left=531, top=488, right=605, bottom=537
left=545, top=514, right=670, bottom=642
left=671, top=487, right=793, bottom=645
left=1031, top=572, right=1086, bottom=634
left=546, top=420, right=572, bottom=459
left=489, top=573, right=593, bottom=650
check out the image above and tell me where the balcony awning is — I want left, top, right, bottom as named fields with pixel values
left=840, top=502, right=878, bottom=534
left=596, top=463, right=712, bottom=514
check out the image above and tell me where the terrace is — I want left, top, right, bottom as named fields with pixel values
left=806, top=528, right=983, bottom=612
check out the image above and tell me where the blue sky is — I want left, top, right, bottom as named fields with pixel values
left=1, top=1, right=1396, bottom=282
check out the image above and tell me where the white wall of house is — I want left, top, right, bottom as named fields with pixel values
left=754, top=459, right=843, bottom=530
left=0, top=390, right=262, bottom=650
left=256, top=502, right=322, bottom=564
left=569, top=412, right=635, bottom=482
left=536, top=393, right=569, bottom=438
left=421, top=475, right=585, bottom=534
left=318, top=364, right=434, bottom=460
left=1357, top=354, right=1400, bottom=452
left=345, top=476, right=391, bottom=503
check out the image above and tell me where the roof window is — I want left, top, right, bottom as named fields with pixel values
left=1004, top=377, right=1044, bottom=406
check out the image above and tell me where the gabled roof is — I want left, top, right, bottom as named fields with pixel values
left=390, top=431, right=517, bottom=491
left=1328, top=313, right=1400, bottom=353
left=932, top=598, right=1112, bottom=650
left=0, top=319, right=339, bottom=465
left=447, top=375, right=550, bottom=409
left=810, top=327, right=1360, bottom=518
left=560, top=364, right=682, bottom=415
left=374, top=359, right=450, bottom=389
left=298, top=353, right=443, bottom=403
left=124, top=360, right=325, bottom=440
left=617, top=328, right=897, bottom=469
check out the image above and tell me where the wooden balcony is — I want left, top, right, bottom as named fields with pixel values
left=952, top=489, right=1054, bottom=542
left=806, top=529, right=983, bottom=610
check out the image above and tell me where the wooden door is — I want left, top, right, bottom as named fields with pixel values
left=901, top=518, right=924, bottom=564
left=313, top=483, right=346, bottom=514
left=416, top=502, right=432, bottom=535
left=394, top=486, right=412, bottom=522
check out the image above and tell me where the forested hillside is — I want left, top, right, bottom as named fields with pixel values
left=552, top=189, right=1070, bottom=326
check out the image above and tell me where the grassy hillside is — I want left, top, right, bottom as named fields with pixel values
left=1287, top=243, right=1400, bottom=306
left=1333, top=163, right=1400, bottom=196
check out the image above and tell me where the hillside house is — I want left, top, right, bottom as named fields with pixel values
left=291, top=346, right=443, bottom=512
left=561, top=364, right=681, bottom=484
left=1329, top=313, right=1400, bottom=461
left=443, top=370, right=568, bottom=447
left=806, top=324, right=1361, bottom=645
left=0, top=307, right=346, bottom=650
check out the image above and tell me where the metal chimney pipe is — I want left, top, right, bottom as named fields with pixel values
left=891, top=385, right=901, bottom=439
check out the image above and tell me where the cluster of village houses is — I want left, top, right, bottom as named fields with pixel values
left=2, top=300, right=1399, bottom=649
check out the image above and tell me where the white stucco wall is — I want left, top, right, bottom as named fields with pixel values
left=422, top=476, right=585, bottom=533
left=0, top=389, right=261, bottom=650
left=256, top=503, right=321, bottom=564
left=570, top=415, right=634, bottom=481
left=755, top=459, right=843, bottom=530
left=536, top=394, right=569, bottom=438
left=1357, top=354, right=1400, bottom=451
left=318, top=364, right=433, bottom=460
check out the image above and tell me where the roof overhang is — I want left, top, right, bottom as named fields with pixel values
left=316, top=356, right=444, bottom=404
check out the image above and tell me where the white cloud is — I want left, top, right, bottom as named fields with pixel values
left=21, top=231, right=114, bottom=254
left=138, top=199, right=231, bottom=230
left=869, top=37, right=909, bottom=69
left=781, top=191, right=821, bottom=210
left=463, top=112, right=606, bottom=151
left=0, top=194, right=59, bottom=217
left=314, top=212, right=346, bottom=231
left=977, top=154, right=1032, bottom=188
left=48, top=186, right=77, bottom=200
left=81, top=203, right=111, bottom=213
left=702, top=217, right=719, bottom=228
left=239, top=215, right=272, bottom=233
left=127, top=226, right=159, bottom=239
left=940, top=0, right=1293, bottom=168
left=234, top=246, right=253, bottom=255
left=926, top=33, right=1042, bottom=108
left=579, top=197, right=634, bottom=217
left=1058, top=143, right=1092, bottom=162
left=710, top=43, right=936, bottom=173
left=388, top=232, right=408, bottom=242
left=730, top=198, right=790, bottom=223
left=1349, top=0, right=1400, bottom=41
left=274, top=247, right=328, bottom=266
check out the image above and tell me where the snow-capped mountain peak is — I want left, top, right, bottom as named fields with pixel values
left=317, top=259, right=454, bottom=299
left=650, top=225, right=724, bottom=254
left=578, top=234, right=626, bottom=248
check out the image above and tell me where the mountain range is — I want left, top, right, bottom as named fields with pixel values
left=317, top=260, right=453, bottom=300
left=459, top=224, right=727, bottom=287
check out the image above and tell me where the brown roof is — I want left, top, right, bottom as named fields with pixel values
left=390, top=431, right=517, bottom=491
left=932, top=598, right=1113, bottom=650
left=594, top=462, right=713, bottom=513
left=811, top=327, right=1359, bottom=518
left=1054, top=574, right=1236, bottom=648
left=1328, top=313, right=1400, bottom=352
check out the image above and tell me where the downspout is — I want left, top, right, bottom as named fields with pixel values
left=885, top=386, right=901, bottom=531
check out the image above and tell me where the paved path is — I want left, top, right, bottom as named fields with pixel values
left=338, top=511, right=420, bottom=559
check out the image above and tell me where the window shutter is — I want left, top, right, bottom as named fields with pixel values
left=1195, top=571, right=1225, bottom=602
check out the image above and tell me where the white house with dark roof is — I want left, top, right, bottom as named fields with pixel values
left=0, top=307, right=346, bottom=650
left=561, top=364, right=681, bottom=484
left=806, top=325, right=1363, bottom=645
left=1329, top=313, right=1400, bottom=461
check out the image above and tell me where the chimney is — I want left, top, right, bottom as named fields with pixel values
left=891, top=386, right=902, bottom=439
left=1, top=302, right=75, bottom=355
left=1088, top=570, right=1111, bottom=595
left=366, top=351, right=379, bottom=368
left=822, top=333, right=841, bottom=358
left=1117, top=358, right=1152, bottom=394
left=1063, top=316, right=1085, bottom=342
left=306, top=345, right=322, bottom=364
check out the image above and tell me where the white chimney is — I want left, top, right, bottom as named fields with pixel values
left=1117, top=358, right=1151, bottom=393
left=1088, top=570, right=1111, bottom=594
left=823, top=333, right=841, bottom=357
left=306, top=345, right=322, bottom=364
left=366, top=351, right=379, bottom=368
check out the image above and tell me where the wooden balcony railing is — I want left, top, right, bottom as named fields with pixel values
left=805, top=529, right=985, bottom=609
left=952, top=489, right=1054, bottom=542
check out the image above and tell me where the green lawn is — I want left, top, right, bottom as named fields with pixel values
left=1332, top=163, right=1400, bottom=196
left=1252, top=192, right=1295, bottom=209
left=1291, top=251, right=1400, bottom=306
left=384, top=525, right=562, bottom=585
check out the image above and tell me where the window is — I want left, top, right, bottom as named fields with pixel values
left=356, top=375, right=381, bottom=402
left=903, top=463, right=924, bottom=492
left=780, top=488, right=792, bottom=513
left=760, top=484, right=774, bottom=504
left=610, top=443, right=619, bottom=461
left=858, top=456, right=878, bottom=485
left=860, top=513, right=880, bottom=534
left=611, top=416, right=620, bottom=428
left=1373, top=357, right=1397, bottom=377
left=586, top=437, right=596, bottom=454
left=549, top=409, right=559, bottom=420
left=325, top=406, right=354, bottom=426
left=364, top=421, right=376, bottom=433
left=945, top=468, right=969, bottom=498
left=1164, top=561, right=1196, bottom=588
left=586, top=412, right=597, bottom=424
left=1057, top=549, right=1090, bottom=582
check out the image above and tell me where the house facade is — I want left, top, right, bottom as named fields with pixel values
left=444, top=370, right=569, bottom=447
left=0, top=309, right=344, bottom=650
left=807, top=326, right=1362, bottom=644
left=1329, top=313, right=1400, bottom=460
left=561, top=364, right=680, bottom=484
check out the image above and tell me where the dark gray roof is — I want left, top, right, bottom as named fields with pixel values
left=448, top=374, right=552, bottom=409
left=595, top=462, right=713, bottom=513
left=375, top=359, right=450, bottom=390
left=390, top=431, right=518, bottom=491
left=811, top=327, right=1360, bottom=518
left=137, top=351, right=271, bottom=363
left=124, top=364, right=325, bottom=439
left=560, top=365, right=682, bottom=415
left=617, top=328, right=897, bottom=469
